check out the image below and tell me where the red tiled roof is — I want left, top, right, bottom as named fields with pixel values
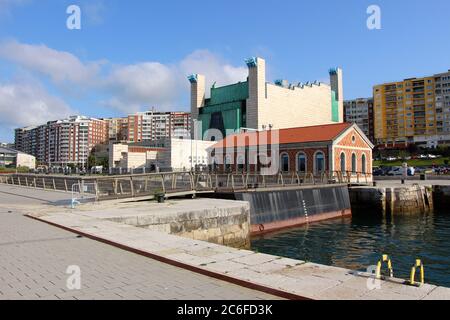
left=212, top=123, right=353, bottom=149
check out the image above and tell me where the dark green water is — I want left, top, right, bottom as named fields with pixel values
left=251, top=212, right=450, bottom=287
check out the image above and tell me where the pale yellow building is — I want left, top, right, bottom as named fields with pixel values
left=189, top=57, right=344, bottom=140
left=374, top=70, right=450, bottom=148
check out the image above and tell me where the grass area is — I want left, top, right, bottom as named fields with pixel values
left=0, top=167, right=30, bottom=173
left=374, top=158, right=450, bottom=167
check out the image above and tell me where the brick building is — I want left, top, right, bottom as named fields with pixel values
left=210, top=123, right=373, bottom=180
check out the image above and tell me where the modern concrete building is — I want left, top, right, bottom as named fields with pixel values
left=127, top=111, right=191, bottom=143
left=344, top=98, right=374, bottom=143
left=189, top=57, right=344, bottom=140
left=15, top=116, right=108, bottom=167
left=0, top=146, right=36, bottom=169
left=373, top=69, right=450, bottom=148
left=109, top=138, right=215, bottom=172
left=109, top=144, right=164, bottom=171
left=210, top=123, right=373, bottom=180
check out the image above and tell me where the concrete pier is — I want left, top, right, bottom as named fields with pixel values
left=69, top=199, right=251, bottom=249
left=350, top=183, right=433, bottom=215
left=27, top=204, right=450, bottom=300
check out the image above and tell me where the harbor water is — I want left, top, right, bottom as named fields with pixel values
left=252, top=211, right=450, bottom=287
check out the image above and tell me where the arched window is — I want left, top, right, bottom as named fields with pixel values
left=297, top=152, right=307, bottom=173
left=340, top=153, right=346, bottom=173
left=314, top=152, right=325, bottom=175
left=352, top=153, right=357, bottom=174
left=237, top=154, right=245, bottom=172
left=225, top=155, right=232, bottom=171
left=280, top=153, right=290, bottom=172
left=361, top=154, right=367, bottom=174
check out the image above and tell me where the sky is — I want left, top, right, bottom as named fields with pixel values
left=1, top=0, right=450, bottom=142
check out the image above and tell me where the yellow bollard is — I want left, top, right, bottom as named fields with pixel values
left=376, top=254, right=394, bottom=279
left=410, top=259, right=425, bottom=286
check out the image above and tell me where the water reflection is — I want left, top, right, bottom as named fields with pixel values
left=252, top=212, right=450, bottom=287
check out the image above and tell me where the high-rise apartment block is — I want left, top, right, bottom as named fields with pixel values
left=373, top=70, right=450, bottom=148
left=344, top=98, right=374, bottom=143
left=15, top=116, right=108, bottom=167
left=127, top=111, right=191, bottom=143
left=103, top=117, right=129, bottom=141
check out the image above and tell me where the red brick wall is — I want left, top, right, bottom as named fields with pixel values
left=333, top=128, right=372, bottom=174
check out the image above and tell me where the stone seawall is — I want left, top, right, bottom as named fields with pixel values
left=433, top=185, right=450, bottom=211
left=350, top=185, right=433, bottom=215
left=76, top=199, right=251, bottom=249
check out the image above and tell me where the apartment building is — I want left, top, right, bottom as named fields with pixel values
left=189, top=57, right=344, bottom=140
left=435, top=71, right=450, bottom=138
left=127, top=111, right=191, bottom=143
left=374, top=70, right=450, bottom=148
left=344, top=98, right=374, bottom=143
left=103, top=117, right=129, bottom=141
left=15, top=116, right=108, bottom=167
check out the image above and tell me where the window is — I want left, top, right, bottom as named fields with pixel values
left=297, top=153, right=307, bottom=173
left=225, top=155, right=232, bottom=171
left=280, top=153, right=290, bottom=172
left=237, top=154, right=245, bottom=171
left=361, top=154, right=367, bottom=174
left=314, top=152, right=325, bottom=175
left=340, top=153, right=346, bottom=172
left=352, top=153, right=357, bottom=174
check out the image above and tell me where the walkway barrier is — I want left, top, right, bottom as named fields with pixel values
left=409, top=259, right=425, bottom=287
left=376, top=254, right=394, bottom=279
left=0, top=171, right=361, bottom=201
left=71, top=182, right=97, bottom=208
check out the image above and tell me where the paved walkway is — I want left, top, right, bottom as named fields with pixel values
left=0, top=185, right=278, bottom=300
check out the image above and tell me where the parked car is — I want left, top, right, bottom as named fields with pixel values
left=373, top=168, right=384, bottom=176
left=386, top=156, right=397, bottom=161
left=387, top=167, right=404, bottom=176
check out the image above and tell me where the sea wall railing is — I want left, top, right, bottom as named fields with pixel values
left=0, top=171, right=372, bottom=201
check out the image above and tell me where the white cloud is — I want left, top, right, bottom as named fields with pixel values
left=0, top=40, right=102, bottom=85
left=180, top=50, right=248, bottom=89
left=0, top=81, right=75, bottom=129
left=0, top=40, right=250, bottom=115
left=102, top=62, right=179, bottom=113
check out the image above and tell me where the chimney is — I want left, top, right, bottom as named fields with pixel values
left=329, top=67, right=344, bottom=123
left=188, top=74, right=205, bottom=138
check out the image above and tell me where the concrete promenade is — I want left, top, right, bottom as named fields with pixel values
left=0, top=185, right=278, bottom=300
left=2, top=184, right=450, bottom=300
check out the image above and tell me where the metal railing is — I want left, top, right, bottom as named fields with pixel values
left=0, top=170, right=373, bottom=201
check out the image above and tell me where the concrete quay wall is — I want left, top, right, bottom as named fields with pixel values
left=78, top=199, right=251, bottom=249
left=350, top=184, right=433, bottom=215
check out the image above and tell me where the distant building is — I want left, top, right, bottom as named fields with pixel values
left=109, top=144, right=164, bottom=171
left=189, top=57, right=344, bottom=140
left=14, top=116, right=108, bottom=167
left=210, top=123, right=373, bottom=181
left=0, top=146, right=36, bottom=169
left=103, top=117, right=129, bottom=141
left=344, top=98, right=374, bottom=143
left=109, top=138, right=215, bottom=172
left=373, top=69, right=450, bottom=148
left=127, top=111, right=191, bottom=143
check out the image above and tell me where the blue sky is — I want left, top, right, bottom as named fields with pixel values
left=1, top=0, right=450, bottom=141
